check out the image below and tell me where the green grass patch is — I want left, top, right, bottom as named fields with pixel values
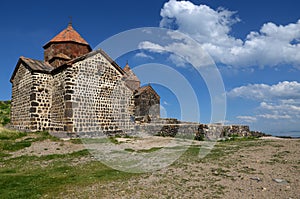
left=70, top=139, right=83, bottom=144
left=137, top=147, right=163, bottom=153
left=124, top=148, right=135, bottom=152
left=218, top=136, right=258, bottom=142
left=0, top=127, right=64, bottom=155
left=1, top=140, right=31, bottom=151
left=124, top=147, right=163, bottom=153
left=109, top=136, right=119, bottom=144
left=0, top=149, right=137, bottom=199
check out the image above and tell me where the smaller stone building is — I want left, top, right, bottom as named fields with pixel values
left=134, top=85, right=160, bottom=119
left=10, top=23, right=160, bottom=136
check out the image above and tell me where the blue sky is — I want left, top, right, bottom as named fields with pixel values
left=0, top=0, right=299, bottom=136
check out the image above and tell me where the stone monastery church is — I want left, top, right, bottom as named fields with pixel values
left=10, top=23, right=160, bottom=136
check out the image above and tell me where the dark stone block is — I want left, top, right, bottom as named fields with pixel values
left=31, top=101, right=39, bottom=106
left=65, top=102, right=72, bottom=108
left=30, top=93, right=36, bottom=100
left=64, top=95, right=72, bottom=100
left=30, top=107, right=36, bottom=113
left=64, top=109, right=73, bottom=117
left=64, top=125, right=73, bottom=132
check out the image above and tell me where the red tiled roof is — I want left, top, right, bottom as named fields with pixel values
left=43, top=23, right=90, bottom=48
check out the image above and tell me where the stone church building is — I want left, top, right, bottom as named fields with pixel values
left=10, top=23, right=160, bottom=136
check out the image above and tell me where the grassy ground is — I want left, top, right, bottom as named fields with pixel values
left=0, top=128, right=138, bottom=199
left=0, top=103, right=299, bottom=198
left=1, top=127, right=299, bottom=198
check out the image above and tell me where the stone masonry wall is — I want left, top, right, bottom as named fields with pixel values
left=50, top=70, right=67, bottom=132
left=10, top=64, right=33, bottom=131
left=30, top=72, right=53, bottom=131
left=132, top=121, right=251, bottom=140
left=72, top=53, right=134, bottom=136
left=134, top=89, right=160, bottom=119
left=44, top=43, right=90, bottom=67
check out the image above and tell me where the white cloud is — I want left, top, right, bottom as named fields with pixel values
left=138, top=32, right=214, bottom=68
left=163, top=101, right=170, bottom=105
left=135, top=52, right=154, bottom=59
left=229, top=81, right=300, bottom=130
left=160, top=0, right=300, bottom=68
left=227, top=81, right=300, bottom=100
left=257, top=113, right=291, bottom=120
left=138, top=41, right=166, bottom=53
left=237, top=115, right=257, bottom=123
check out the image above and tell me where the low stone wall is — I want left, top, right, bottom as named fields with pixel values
left=130, top=122, right=251, bottom=140
left=49, top=120, right=253, bottom=139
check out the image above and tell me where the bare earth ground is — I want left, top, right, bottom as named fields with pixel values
left=9, top=136, right=300, bottom=198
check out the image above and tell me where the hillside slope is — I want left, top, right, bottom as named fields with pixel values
left=0, top=101, right=10, bottom=126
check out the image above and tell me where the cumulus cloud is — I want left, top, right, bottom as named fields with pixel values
left=236, top=115, right=257, bottom=123
left=135, top=52, right=154, bottom=59
left=227, top=81, right=300, bottom=100
left=159, top=0, right=300, bottom=68
left=258, top=101, right=300, bottom=120
left=229, top=81, right=300, bottom=125
left=138, top=41, right=166, bottom=53
left=138, top=31, right=214, bottom=68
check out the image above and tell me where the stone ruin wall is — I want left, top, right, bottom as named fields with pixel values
left=132, top=119, right=252, bottom=140
left=10, top=64, right=33, bottom=131
left=71, top=53, right=135, bottom=136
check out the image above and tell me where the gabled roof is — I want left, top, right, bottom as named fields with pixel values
left=10, top=56, right=54, bottom=82
left=10, top=49, right=125, bottom=82
left=43, top=23, right=91, bottom=49
left=20, top=56, right=53, bottom=71
left=135, top=84, right=160, bottom=99
left=52, top=48, right=125, bottom=75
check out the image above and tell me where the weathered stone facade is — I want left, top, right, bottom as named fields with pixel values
left=10, top=64, right=33, bottom=131
left=134, top=85, right=160, bottom=119
left=71, top=53, right=134, bottom=135
left=10, top=23, right=159, bottom=136
left=30, top=72, right=53, bottom=131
